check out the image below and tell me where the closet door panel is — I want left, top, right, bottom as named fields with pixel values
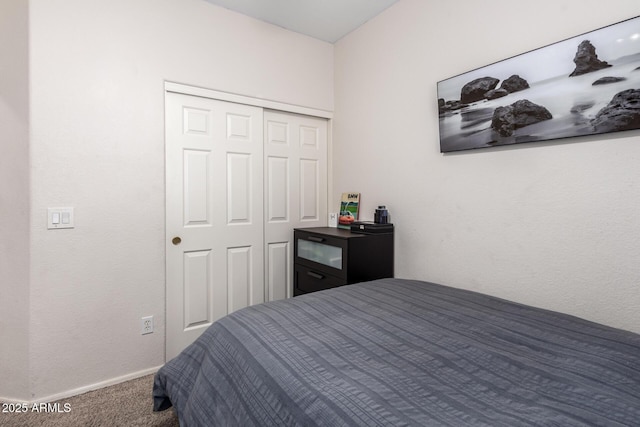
left=166, top=93, right=264, bottom=360
left=167, top=93, right=328, bottom=360
left=264, top=111, right=328, bottom=301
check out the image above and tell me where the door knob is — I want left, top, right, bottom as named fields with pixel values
left=172, top=237, right=182, bottom=245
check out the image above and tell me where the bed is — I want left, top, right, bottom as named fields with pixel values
left=153, top=278, right=640, bottom=426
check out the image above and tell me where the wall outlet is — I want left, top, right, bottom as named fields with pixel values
left=328, top=212, right=338, bottom=227
left=141, top=316, right=154, bottom=335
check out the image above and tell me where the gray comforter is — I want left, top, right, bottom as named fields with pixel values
left=153, top=278, right=640, bottom=426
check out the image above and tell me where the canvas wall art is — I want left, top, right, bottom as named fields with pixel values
left=438, top=16, right=640, bottom=152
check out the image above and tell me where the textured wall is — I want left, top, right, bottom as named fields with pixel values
left=0, top=0, right=30, bottom=401
left=26, top=0, right=333, bottom=400
left=333, top=0, right=640, bottom=333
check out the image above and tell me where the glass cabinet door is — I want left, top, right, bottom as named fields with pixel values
left=297, top=239, right=342, bottom=270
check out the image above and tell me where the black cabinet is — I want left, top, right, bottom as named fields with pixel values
left=293, top=227, right=394, bottom=296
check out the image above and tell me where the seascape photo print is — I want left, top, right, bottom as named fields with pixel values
left=438, top=16, right=640, bottom=153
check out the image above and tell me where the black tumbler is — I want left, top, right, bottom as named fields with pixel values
left=374, top=206, right=389, bottom=224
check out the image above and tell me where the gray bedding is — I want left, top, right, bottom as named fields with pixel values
left=153, top=278, right=640, bottom=426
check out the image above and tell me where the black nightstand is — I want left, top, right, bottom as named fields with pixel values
left=293, top=227, right=394, bottom=296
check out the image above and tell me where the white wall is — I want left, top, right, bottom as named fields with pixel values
left=0, top=0, right=30, bottom=401
left=23, top=0, right=333, bottom=400
left=334, top=0, right=640, bottom=333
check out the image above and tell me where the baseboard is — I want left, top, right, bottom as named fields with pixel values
left=0, top=365, right=164, bottom=404
left=0, top=395, right=27, bottom=404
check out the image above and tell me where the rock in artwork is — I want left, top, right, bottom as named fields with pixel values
left=437, top=16, right=640, bottom=152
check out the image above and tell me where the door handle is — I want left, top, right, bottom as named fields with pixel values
left=172, top=237, right=182, bottom=245
left=308, top=236, right=324, bottom=242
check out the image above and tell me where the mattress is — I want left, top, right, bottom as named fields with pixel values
left=153, top=278, right=640, bottom=426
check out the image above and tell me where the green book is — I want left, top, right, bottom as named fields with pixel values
left=338, top=193, right=360, bottom=229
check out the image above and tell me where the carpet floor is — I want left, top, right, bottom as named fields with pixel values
left=0, top=374, right=179, bottom=427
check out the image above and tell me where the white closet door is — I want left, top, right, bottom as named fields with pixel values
left=264, top=110, right=328, bottom=301
left=165, top=92, right=264, bottom=360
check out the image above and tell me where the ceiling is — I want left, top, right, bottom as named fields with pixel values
left=202, top=0, right=400, bottom=43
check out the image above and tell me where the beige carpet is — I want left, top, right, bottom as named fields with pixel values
left=0, top=374, right=179, bottom=427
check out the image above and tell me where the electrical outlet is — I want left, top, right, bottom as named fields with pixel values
left=328, top=212, right=338, bottom=227
left=141, top=316, right=154, bottom=335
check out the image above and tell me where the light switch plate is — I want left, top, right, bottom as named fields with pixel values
left=48, top=207, right=74, bottom=229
